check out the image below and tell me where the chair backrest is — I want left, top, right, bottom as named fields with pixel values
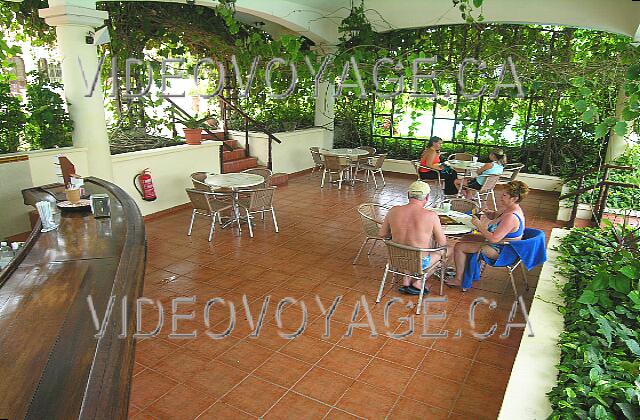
left=310, top=148, right=324, bottom=166
left=323, top=154, right=346, bottom=171
left=191, top=172, right=211, bottom=191
left=242, top=167, right=272, bottom=187
left=480, top=174, right=500, bottom=192
left=186, top=188, right=211, bottom=212
left=372, top=153, right=387, bottom=169
left=412, top=160, right=441, bottom=183
left=447, top=198, right=479, bottom=214
left=384, top=240, right=424, bottom=275
left=244, top=187, right=276, bottom=210
left=503, top=163, right=524, bottom=181
left=358, top=146, right=376, bottom=156
left=357, top=203, right=388, bottom=237
left=448, top=153, right=474, bottom=161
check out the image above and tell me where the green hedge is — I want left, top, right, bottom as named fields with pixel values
left=549, top=225, right=640, bottom=419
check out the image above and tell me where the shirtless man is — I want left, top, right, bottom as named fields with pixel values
left=379, top=181, right=448, bottom=295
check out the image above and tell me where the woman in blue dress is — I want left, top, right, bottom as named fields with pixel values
left=447, top=180, right=530, bottom=290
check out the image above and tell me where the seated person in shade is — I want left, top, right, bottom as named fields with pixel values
left=418, top=136, right=459, bottom=196
left=448, top=181, right=529, bottom=290
left=455, top=149, right=506, bottom=198
left=379, top=181, right=449, bottom=295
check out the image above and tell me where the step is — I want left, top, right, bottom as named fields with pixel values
left=271, top=172, right=288, bottom=187
left=222, top=148, right=247, bottom=162
left=202, top=130, right=225, bottom=141
left=223, top=157, right=258, bottom=173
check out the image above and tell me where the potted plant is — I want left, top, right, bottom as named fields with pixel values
left=176, top=114, right=211, bottom=145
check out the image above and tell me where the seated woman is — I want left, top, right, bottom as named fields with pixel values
left=455, top=149, right=506, bottom=198
left=418, top=136, right=459, bottom=196
left=448, top=181, right=529, bottom=290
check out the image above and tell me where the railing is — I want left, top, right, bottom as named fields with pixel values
left=217, top=95, right=282, bottom=170
left=559, top=164, right=639, bottom=228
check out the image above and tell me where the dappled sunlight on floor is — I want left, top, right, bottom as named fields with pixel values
left=130, top=172, right=561, bottom=419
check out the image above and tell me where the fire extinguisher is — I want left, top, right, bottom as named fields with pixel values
left=133, top=169, right=157, bottom=201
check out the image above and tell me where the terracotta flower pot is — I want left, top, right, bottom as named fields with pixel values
left=183, top=128, right=203, bottom=145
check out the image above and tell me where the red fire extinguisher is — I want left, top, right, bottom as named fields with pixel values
left=134, top=169, right=157, bottom=201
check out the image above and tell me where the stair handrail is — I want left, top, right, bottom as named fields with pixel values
left=559, top=164, right=638, bottom=228
left=217, top=95, right=282, bottom=145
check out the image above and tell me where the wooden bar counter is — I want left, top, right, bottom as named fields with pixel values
left=0, top=177, right=146, bottom=419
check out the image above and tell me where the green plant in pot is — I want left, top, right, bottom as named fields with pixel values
left=176, top=114, right=211, bottom=145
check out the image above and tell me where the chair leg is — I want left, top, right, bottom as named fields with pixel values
left=246, top=209, right=254, bottom=238
left=353, top=238, right=369, bottom=265
left=187, top=209, right=196, bottom=236
left=372, top=170, right=378, bottom=188
left=338, top=171, right=343, bottom=190
left=416, top=273, right=429, bottom=315
left=271, top=208, right=279, bottom=233
left=379, top=170, right=386, bottom=186
left=520, top=262, right=530, bottom=291
left=208, top=215, right=216, bottom=242
left=491, top=190, right=497, bottom=210
left=508, top=266, right=519, bottom=298
left=365, top=169, right=370, bottom=183
left=321, top=169, right=327, bottom=188
left=439, top=261, right=444, bottom=296
left=376, top=265, right=390, bottom=303
left=367, top=238, right=377, bottom=255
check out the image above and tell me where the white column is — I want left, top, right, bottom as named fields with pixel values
left=311, top=45, right=336, bottom=148
left=39, top=4, right=113, bottom=180
left=606, top=85, right=630, bottom=162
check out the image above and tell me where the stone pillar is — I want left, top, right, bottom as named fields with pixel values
left=39, top=4, right=113, bottom=180
left=606, top=85, right=630, bottom=162
left=311, top=45, right=336, bottom=148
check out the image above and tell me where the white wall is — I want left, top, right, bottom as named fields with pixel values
left=111, top=141, right=222, bottom=216
left=0, top=157, right=33, bottom=239
left=230, top=127, right=333, bottom=174
left=381, top=158, right=563, bottom=192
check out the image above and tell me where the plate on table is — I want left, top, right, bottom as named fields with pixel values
left=443, top=225, right=473, bottom=235
left=57, top=199, right=92, bottom=211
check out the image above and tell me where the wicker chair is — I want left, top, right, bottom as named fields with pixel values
left=191, top=172, right=212, bottom=191
left=357, top=146, right=377, bottom=156
left=185, top=188, right=233, bottom=241
left=445, top=198, right=479, bottom=214
left=236, top=187, right=278, bottom=238
left=499, top=163, right=524, bottom=184
left=353, top=203, right=389, bottom=264
left=242, top=167, right=272, bottom=187
left=310, top=147, right=325, bottom=176
left=412, top=160, right=444, bottom=207
left=378, top=240, right=447, bottom=314
left=321, top=155, right=350, bottom=189
left=447, top=152, right=474, bottom=161
left=355, top=154, right=387, bottom=188
left=462, top=174, right=500, bottom=210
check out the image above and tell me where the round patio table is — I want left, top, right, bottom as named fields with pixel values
left=321, top=148, right=370, bottom=185
left=427, top=207, right=475, bottom=236
left=321, top=148, right=370, bottom=158
left=204, top=173, right=265, bottom=189
left=204, top=173, right=265, bottom=230
left=445, top=159, right=484, bottom=173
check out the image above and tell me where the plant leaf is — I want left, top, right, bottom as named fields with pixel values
left=578, top=290, right=598, bottom=304
left=614, top=121, right=628, bottom=136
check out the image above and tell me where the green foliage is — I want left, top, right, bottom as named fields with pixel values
left=0, top=81, right=27, bottom=154
left=549, top=226, right=640, bottom=419
left=24, top=71, right=73, bottom=150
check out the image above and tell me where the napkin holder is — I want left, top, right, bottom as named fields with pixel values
left=90, top=194, right=111, bottom=218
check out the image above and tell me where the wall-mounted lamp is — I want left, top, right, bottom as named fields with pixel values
left=86, top=26, right=111, bottom=46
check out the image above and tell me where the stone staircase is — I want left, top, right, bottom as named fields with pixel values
left=206, top=134, right=288, bottom=186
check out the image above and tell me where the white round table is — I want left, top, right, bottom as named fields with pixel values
left=321, top=148, right=370, bottom=158
left=427, top=207, right=475, bottom=236
left=445, top=160, right=484, bottom=173
left=205, top=173, right=265, bottom=189
left=204, top=173, right=265, bottom=231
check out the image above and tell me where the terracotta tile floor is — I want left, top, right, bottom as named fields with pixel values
left=130, top=173, right=563, bottom=419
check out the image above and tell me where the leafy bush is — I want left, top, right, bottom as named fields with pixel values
left=549, top=224, right=640, bottom=419
left=24, top=71, right=73, bottom=150
left=0, top=80, right=26, bottom=154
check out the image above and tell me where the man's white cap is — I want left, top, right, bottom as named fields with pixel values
left=408, top=180, right=431, bottom=196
